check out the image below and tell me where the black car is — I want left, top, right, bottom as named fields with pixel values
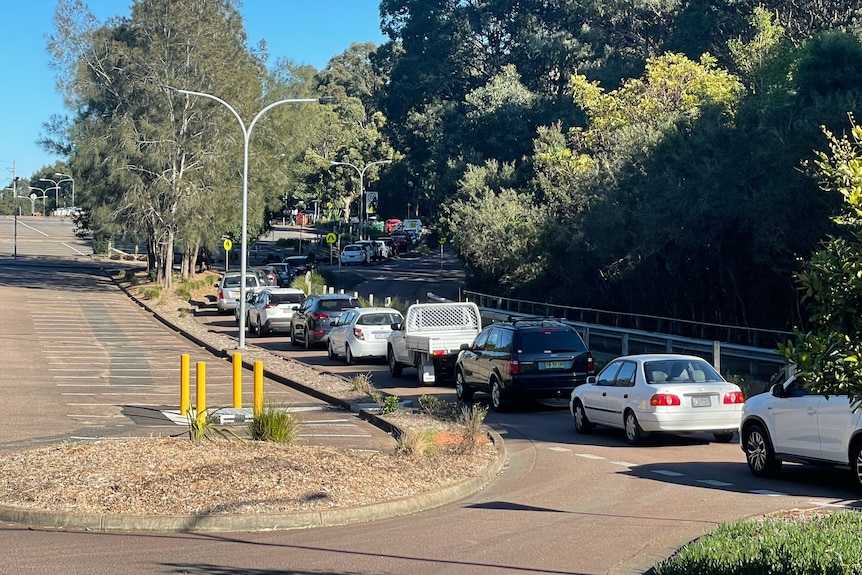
left=282, top=254, right=317, bottom=275
left=289, top=294, right=362, bottom=349
left=455, top=317, right=595, bottom=411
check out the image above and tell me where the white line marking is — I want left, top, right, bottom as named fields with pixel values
left=576, top=453, right=605, bottom=460
left=652, top=470, right=684, bottom=477
left=697, top=479, right=733, bottom=487
left=750, top=489, right=788, bottom=496
left=547, top=446, right=571, bottom=452
left=610, top=461, right=638, bottom=467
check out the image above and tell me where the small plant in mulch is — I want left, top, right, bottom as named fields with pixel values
left=247, top=402, right=299, bottom=444
left=138, top=285, right=163, bottom=300
left=186, top=409, right=243, bottom=442
left=418, top=394, right=460, bottom=421
left=397, top=428, right=440, bottom=458
left=350, top=372, right=385, bottom=403
left=381, top=394, right=401, bottom=415
left=455, top=403, right=489, bottom=454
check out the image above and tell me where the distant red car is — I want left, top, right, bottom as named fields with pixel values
left=384, top=218, right=402, bottom=233
left=388, top=233, right=411, bottom=253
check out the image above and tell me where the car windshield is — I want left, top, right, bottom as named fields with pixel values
left=271, top=293, right=305, bottom=305
left=644, top=360, right=724, bottom=384
left=519, top=329, right=587, bottom=354
left=223, top=275, right=256, bottom=288
left=357, top=313, right=402, bottom=326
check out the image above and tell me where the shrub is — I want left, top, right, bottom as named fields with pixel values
left=653, top=511, right=862, bottom=575
left=381, top=395, right=400, bottom=415
left=397, top=428, right=439, bottom=458
left=418, top=394, right=460, bottom=421
left=456, top=403, right=488, bottom=454
left=139, top=285, right=162, bottom=300
left=247, top=403, right=299, bottom=444
left=185, top=409, right=242, bottom=442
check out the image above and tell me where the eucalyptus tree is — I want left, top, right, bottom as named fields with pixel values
left=49, top=0, right=266, bottom=286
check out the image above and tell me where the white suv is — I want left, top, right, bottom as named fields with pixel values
left=740, top=375, right=862, bottom=490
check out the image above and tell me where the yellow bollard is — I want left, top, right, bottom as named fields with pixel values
left=196, top=361, right=206, bottom=424
left=253, top=361, right=263, bottom=417
left=232, top=352, right=242, bottom=409
left=180, top=354, right=190, bottom=416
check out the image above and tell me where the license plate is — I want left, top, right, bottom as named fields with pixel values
left=374, top=333, right=388, bottom=339
left=691, top=396, right=712, bottom=407
left=544, top=361, right=565, bottom=369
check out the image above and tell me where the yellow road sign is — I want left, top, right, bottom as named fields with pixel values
left=223, top=239, right=233, bottom=251
left=326, top=232, right=338, bottom=244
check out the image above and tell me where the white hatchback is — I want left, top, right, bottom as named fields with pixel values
left=247, top=288, right=307, bottom=336
left=740, top=375, right=862, bottom=490
left=327, top=307, right=404, bottom=364
left=340, top=244, right=367, bottom=265
left=571, top=354, right=744, bottom=444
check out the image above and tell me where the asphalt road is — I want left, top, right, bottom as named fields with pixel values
left=2, top=216, right=861, bottom=575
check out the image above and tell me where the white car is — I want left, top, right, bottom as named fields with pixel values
left=571, top=354, right=744, bottom=444
left=340, top=244, right=368, bottom=265
left=327, top=307, right=404, bottom=364
left=215, top=271, right=265, bottom=313
left=740, top=375, right=862, bottom=490
left=247, top=288, right=307, bottom=336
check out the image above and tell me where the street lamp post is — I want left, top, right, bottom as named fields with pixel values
left=167, top=86, right=321, bottom=348
left=38, top=178, right=62, bottom=212
left=55, top=173, right=75, bottom=206
left=28, top=187, right=48, bottom=213
left=329, top=159, right=392, bottom=240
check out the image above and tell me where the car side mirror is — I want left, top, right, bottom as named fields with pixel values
left=586, top=376, right=597, bottom=385
left=329, top=320, right=337, bottom=326
left=460, top=342, right=470, bottom=351
left=391, top=322, right=402, bottom=331
left=771, top=383, right=785, bottom=398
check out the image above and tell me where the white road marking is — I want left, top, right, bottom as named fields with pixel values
left=547, top=446, right=571, bottom=452
left=652, top=470, right=684, bottom=477
left=697, top=479, right=734, bottom=487
left=610, top=461, right=638, bottom=467
left=576, top=453, right=605, bottom=459
left=750, top=489, right=788, bottom=496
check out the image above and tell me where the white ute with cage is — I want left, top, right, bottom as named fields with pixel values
left=387, top=301, right=483, bottom=384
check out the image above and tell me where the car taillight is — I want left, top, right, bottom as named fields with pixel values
left=265, top=303, right=277, bottom=309
left=353, top=328, right=365, bottom=340
left=587, top=354, right=594, bottom=372
left=507, top=360, right=520, bottom=375
left=432, top=350, right=446, bottom=357
left=218, top=289, right=224, bottom=299
left=723, top=391, right=745, bottom=404
left=310, top=312, right=329, bottom=321
left=650, top=394, right=681, bottom=406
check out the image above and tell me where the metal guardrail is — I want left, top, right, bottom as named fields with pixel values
left=464, top=290, right=790, bottom=392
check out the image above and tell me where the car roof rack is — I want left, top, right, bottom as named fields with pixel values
left=505, top=315, right=564, bottom=325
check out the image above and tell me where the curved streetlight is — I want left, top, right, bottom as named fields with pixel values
left=55, top=172, right=75, bottom=207
left=329, top=159, right=392, bottom=240
left=165, top=86, right=323, bottom=348
left=38, top=178, right=62, bottom=212
left=28, top=187, right=48, bottom=214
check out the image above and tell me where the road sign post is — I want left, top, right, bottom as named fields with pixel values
left=223, top=238, right=233, bottom=272
left=326, top=232, right=337, bottom=267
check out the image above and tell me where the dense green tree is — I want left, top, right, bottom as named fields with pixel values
left=780, top=118, right=862, bottom=406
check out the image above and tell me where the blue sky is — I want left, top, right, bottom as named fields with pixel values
left=0, top=0, right=387, bottom=183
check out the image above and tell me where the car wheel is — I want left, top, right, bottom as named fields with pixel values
left=490, top=380, right=508, bottom=412
left=573, top=401, right=593, bottom=434
left=290, top=326, right=300, bottom=347
left=713, top=431, right=734, bottom=443
left=304, top=328, right=312, bottom=350
left=852, top=441, right=862, bottom=491
left=624, top=410, right=647, bottom=445
left=345, top=345, right=354, bottom=365
left=388, top=349, right=402, bottom=377
left=455, top=369, right=474, bottom=401
left=743, top=423, right=782, bottom=477
left=327, top=340, right=337, bottom=360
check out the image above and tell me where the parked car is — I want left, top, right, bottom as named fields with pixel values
left=327, top=307, right=404, bottom=364
left=251, top=265, right=278, bottom=286
left=740, top=375, right=862, bottom=490
left=340, top=244, right=368, bottom=265
left=247, top=288, right=307, bottom=336
left=355, top=240, right=381, bottom=261
left=455, top=317, right=595, bottom=411
left=571, top=354, right=744, bottom=444
left=389, top=233, right=411, bottom=253
left=289, top=294, right=363, bottom=349
left=384, top=218, right=402, bottom=233
left=283, top=254, right=317, bottom=275
left=215, top=271, right=265, bottom=313
left=267, top=262, right=295, bottom=286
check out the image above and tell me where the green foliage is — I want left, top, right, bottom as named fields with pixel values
left=781, top=118, right=862, bottom=405
left=247, top=403, right=300, bottom=444
left=418, top=394, right=460, bottom=420
left=381, top=394, right=400, bottom=415
left=289, top=270, right=337, bottom=295
left=654, top=511, right=862, bottom=575
left=139, top=285, right=162, bottom=300
left=185, top=409, right=243, bottom=443
left=396, top=428, right=439, bottom=458
left=456, top=403, right=489, bottom=455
